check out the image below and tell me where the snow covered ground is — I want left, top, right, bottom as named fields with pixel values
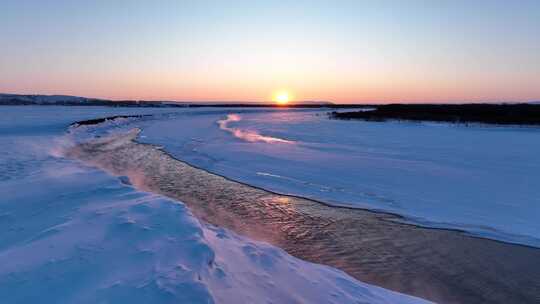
left=133, top=108, right=540, bottom=248
left=0, top=106, right=430, bottom=303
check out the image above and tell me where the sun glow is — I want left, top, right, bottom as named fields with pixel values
left=273, top=91, right=291, bottom=105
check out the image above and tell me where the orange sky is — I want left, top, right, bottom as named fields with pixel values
left=1, top=1, right=539, bottom=103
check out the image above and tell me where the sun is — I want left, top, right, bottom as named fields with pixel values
left=273, top=91, right=291, bottom=105
left=276, top=93, right=289, bottom=105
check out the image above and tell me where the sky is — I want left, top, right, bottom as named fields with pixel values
left=1, top=0, right=539, bottom=103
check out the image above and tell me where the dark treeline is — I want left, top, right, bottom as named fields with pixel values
left=70, top=114, right=152, bottom=127
left=331, top=104, right=540, bottom=125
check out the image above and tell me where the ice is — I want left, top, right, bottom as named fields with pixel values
left=0, top=106, right=430, bottom=303
left=134, top=109, right=540, bottom=247
left=218, top=113, right=294, bottom=143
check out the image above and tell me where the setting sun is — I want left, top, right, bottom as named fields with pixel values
left=274, top=91, right=291, bottom=105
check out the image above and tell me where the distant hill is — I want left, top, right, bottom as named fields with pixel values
left=0, top=93, right=348, bottom=108
left=0, top=93, right=185, bottom=107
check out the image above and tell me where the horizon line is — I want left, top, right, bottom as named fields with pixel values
left=1, top=91, right=539, bottom=105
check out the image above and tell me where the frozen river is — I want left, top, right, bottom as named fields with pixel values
left=0, top=106, right=430, bottom=304
left=135, top=108, right=540, bottom=247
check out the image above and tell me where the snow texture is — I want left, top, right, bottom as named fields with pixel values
left=0, top=106, right=430, bottom=303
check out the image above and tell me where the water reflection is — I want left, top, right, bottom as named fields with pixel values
left=273, top=197, right=292, bottom=205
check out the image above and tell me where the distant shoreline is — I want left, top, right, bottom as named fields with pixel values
left=331, top=103, right=540, bottom=125
left=0, top=93, right=370, bottom=108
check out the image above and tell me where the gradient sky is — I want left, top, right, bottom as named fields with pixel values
left=1, top=0, right=539, bottom=103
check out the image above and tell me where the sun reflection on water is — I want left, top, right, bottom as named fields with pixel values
left=273, top=197, right=292, bottom=205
